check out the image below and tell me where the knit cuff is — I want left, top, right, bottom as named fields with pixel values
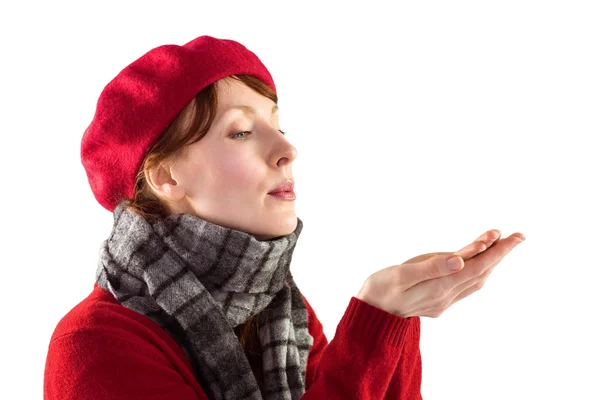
left=338, top=296, right=414, bottom=349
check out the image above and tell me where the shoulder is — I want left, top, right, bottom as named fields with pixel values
left=52, top=284, right=142, bottom=336
left=47, top=283, right=189, bottom=364
left=44, top=285, right=203, bottom=399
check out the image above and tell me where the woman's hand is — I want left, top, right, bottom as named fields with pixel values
left=356, top=229, right=526, bottom=318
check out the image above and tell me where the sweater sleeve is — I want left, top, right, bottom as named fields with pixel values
left=44, top=330, right=205, bottom=400
left=383, top=315, right=423, bottom=399
left=302, top=296, right=422, bottom=400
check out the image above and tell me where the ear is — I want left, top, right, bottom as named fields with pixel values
left=145, top=163, right=186, bottom=202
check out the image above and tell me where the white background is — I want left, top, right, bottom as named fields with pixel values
left=1, top=1, right=599, bottom=399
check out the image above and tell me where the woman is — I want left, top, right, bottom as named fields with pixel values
left=43, top=35, right=525, bottom=400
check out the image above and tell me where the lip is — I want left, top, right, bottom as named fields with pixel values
left=268, top=191, right=296, bottom=200
left=268, top=180, right=294, bottom=194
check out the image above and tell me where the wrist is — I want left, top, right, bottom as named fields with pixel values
left=357, top=280, right=409, bottom=318
left=356, top=280, right=384, bottom=310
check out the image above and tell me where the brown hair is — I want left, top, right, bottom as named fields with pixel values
left=123, top=74, right=277, bottom=389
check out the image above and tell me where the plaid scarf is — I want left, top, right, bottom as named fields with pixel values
left=95, top=201, right=313, bottom=400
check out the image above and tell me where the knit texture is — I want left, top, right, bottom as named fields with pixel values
left=44, top=284, right=423, bottom=399
left=95, top=201, right=312, bottom=400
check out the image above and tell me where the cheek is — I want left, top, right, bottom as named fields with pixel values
left=211, top=155, right=262, bottom=194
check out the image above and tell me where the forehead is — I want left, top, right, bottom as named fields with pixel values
left=215, top=78, right=275, bottom=109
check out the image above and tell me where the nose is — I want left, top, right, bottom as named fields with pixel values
left=270, top=127, right=297, bottom=167
left=277, top=148, right=296, bottom=166
left=276, top=141, right=297, bottom=167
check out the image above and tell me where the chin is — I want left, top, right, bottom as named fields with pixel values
left=253, top=216, right=298, bottom=241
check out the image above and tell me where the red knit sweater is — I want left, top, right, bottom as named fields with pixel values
left=44, top=283, right=422, bottom=399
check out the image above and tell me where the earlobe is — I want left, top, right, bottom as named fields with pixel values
left=145, top=165, right=186, bottom=202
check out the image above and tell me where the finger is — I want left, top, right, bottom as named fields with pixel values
left=448, top=233, right=525, bottom=286
left=449, top=236, right=521, bottom=305
left=449, top=279, right=482, bottom=306
left=474, top=229, right=501, bottom=246
left=401, top=254, right=465, bottom=288
left=402, top=230, right=502, bottom=266
left=453, top=229, right=501, bottom=260
left=450, top=259, right=496, bottom=297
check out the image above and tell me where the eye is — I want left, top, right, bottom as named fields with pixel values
left=230, top=131, right=252, bottom=140
left=230, top=130, right=286, bottom=140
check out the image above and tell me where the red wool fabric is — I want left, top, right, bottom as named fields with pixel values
left=80, top=36, right=276, bottom=212
left=44, top=284, right=422, bottom=399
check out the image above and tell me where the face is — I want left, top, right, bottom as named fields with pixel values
left=158, top=78, right=298, bottom=240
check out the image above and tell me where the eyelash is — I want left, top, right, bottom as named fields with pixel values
left=230, top=130, right=286, bottom=140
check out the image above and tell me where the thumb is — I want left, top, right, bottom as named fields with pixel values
left=401, top=254, right=464, bottom=286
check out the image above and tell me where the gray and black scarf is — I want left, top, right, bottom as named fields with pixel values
left=95, top=201, right=313, bottom=400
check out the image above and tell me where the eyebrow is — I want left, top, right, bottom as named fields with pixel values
left=230, top=105, right=279, bottom=116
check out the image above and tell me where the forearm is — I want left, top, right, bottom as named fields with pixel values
left=302, top=297, right=418, bottom=399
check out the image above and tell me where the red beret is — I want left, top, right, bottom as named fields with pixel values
left=81, top=36, right=276, bottom=212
